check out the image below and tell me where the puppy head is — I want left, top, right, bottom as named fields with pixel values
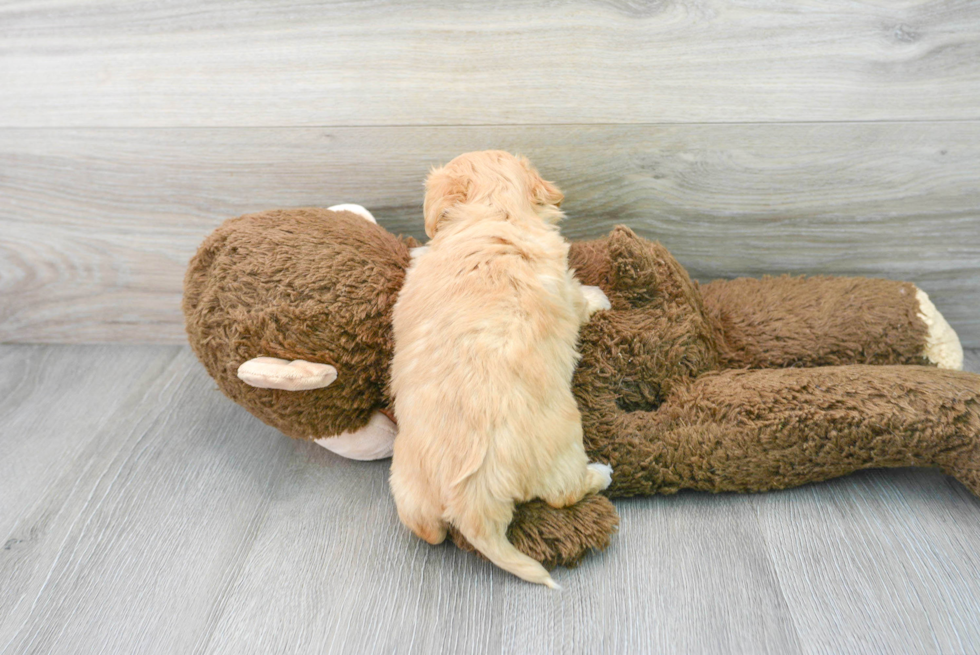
left=423, top=150, right=565, bottom=238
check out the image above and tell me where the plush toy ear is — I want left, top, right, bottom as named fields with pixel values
left=608, top=226, right=707, bottom=312
left=423, top=166, right=469, bottom=238
left=327, top=203, right=376, bottom=224
left=237, top=357, right=338, bottom=391
left=607, top=226, right=661, bottom=306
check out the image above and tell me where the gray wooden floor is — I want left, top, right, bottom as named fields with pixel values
left=0, top=345, right=977, bottom=655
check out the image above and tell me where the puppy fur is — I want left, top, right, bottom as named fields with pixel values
left=389, top=151, right=611, bottom=588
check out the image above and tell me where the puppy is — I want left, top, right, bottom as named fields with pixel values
left=389, top=151, right=612, bottom=587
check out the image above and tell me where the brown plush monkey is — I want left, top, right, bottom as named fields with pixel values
left=184, top=206, right=977, bottom=568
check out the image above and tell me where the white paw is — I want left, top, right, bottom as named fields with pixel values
left=588, top=462, right=614, bottom=490
left=328, top=203, right=376, bottom=224
left=915, top=287, right=963, bottom=370
left=581, top=285, right=611, bottom=317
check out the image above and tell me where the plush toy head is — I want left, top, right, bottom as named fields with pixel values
left=183, top=208, right=415, bottom=441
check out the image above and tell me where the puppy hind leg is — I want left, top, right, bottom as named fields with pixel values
left=390, top=470, right=447, bottom=545
left=537, top=440, right=614, bottom=509
left=540, top=464, right=613, bottom=509
left=399, top=495, right=447, bottom=545
left=585, top=462, right=614, bottom=493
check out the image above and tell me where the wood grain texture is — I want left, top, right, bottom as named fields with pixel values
left=0, top=346, right=297, bottom=654
left=0, top=345, right=979, bottom=654
left=2, top=123, right=977, bottom=345
left=755, top=471, right=980, bottom=653
left=2, top=1, right=980, bottom=126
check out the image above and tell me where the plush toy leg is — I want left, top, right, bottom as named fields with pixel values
left=699, top=276, right=962, bottom=370
left=596, top=365, right=980, bottom=498
left=479, top=365, right=979, bottom=569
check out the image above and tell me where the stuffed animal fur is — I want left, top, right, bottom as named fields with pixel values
left=183, top=205, right=977, bottom=568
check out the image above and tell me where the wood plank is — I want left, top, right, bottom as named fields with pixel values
left=0, top=345, right=180, bottom=541
left=754, top=471, right=980, bottom=654
left=2, top=1, right=980, bottom=127
left=499, top=495, right=803, bottom=655
left=201, top=461, right=804, bottom=655
left=2, top=123, right=978, bottom=345
left=0, top=346, right=296, bottom=654
left=757, top=348, right=980, bottom=654
left=1, top=346, right=979, bottom=653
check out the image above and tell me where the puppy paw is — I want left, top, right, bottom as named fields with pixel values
left=587, top=462, right=614, bottom=491
left=581, top=285, right=611, bottom=317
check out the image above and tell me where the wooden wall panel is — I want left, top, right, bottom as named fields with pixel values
left=2, top=123, right=977, bottom=344
left=1, top=1, right=980, bottom=126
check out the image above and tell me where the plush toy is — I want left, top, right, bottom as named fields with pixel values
left=183, top=205, right=978, bottom=568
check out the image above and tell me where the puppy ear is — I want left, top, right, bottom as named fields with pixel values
left=520, top=156, right=564, bottom=208
left=533, top=176, right=564, bottom=208
left=423, top=166, right=468, bottom=238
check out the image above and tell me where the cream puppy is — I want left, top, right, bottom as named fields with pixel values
left=390, top=151, right=612, bottom=588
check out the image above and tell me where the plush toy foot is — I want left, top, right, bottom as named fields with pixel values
left=328, top=203, right=376, bottom=224
left=315, top=410, right=397, bottom=461
left=937, top=375, right=980, bottom=496
left=916, top=288, right=964, bottom=370
left=449, top=495, right=620, bottom=570
left=237, top=357, right=338, bottom=391
left=939, top=431, right=980, bottom=498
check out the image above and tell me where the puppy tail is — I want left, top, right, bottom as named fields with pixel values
left=455, top=514, right=558, bottom=589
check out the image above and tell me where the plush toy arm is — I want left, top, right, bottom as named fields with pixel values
left=588, top=364, right=980, bottom=499
left=700, top=276, right=963, bottom=370
left=570, top=229, right=963, bottom=370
